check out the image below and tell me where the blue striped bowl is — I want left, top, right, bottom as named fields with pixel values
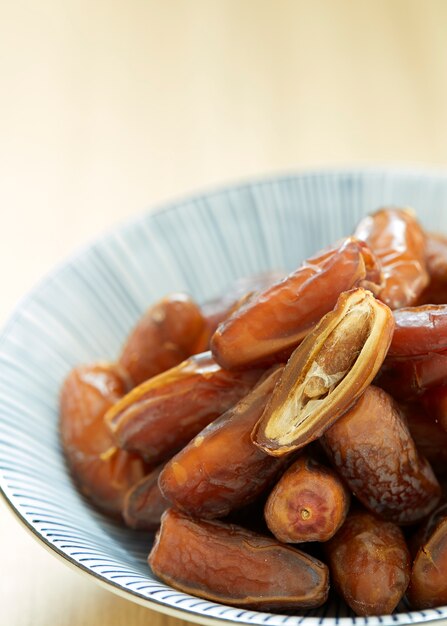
left=2, top=168, right=447, bottom=626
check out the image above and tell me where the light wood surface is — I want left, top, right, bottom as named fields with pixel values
left=2, top=1, right=447, bottom=625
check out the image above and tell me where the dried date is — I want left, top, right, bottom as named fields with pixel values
left=421, top=385, right=447, bottom=432
left=408, top=516, right=447, bottom=609
left=326, top=510, right=411, bottom=616
left=202, top=271, right=285, bottom=339
left=119, top=293, right=207, bottom=385
left=354, top=207, right=428, bottom=309
left=323, top=386, right=441, bottom=524
left=417, top=232, right=447, bottom=305
left=158, top=367, right=286, bottom=519
left=254, top=288, right=394, bottom=455
left=388, top=305, right=447, bottom=358
left=60, top=363, right=146, bottom=516
left=377, top=349, right=447, bottom=399
left=106, top=351, right=262, bottom=464
left=148, top=509, right=329, bottom=610
left=264, top=455, right=350, bottom=543
left=404, top=402, right=447, bottom=476
left=123, top=464, right=169, bottom=530
left=211, top=238, right=382, bottom=369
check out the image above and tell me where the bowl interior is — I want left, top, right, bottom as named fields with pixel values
left=2, top=168, right=447, bottom=626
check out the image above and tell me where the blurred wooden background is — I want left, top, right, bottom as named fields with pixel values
left=1, top=1, right=447, bottom=624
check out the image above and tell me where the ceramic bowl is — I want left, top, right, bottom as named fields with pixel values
left=2, top=168, right=447, bottom=626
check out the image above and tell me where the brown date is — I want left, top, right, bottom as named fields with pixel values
left=421, top=385, right=447, bottom=432
left=388, top=305, right=447, bottom=358
left=354, top=207, right=428, bottom=309
left=426, top=232, right=447, bottom=282
left=254, top=288, right=394, bottom=455
left=410, top=501, right=447, bottom=556
left=148, top=509, right=329, bottom=610
left=123, top=464, right=169, bottom=530
left=377, top=349, right=447, bottom=399
left=417, top=232, right=447, bottom=305
left=106, top=351, right=262, bottom=465
left=211, top=237, right=382, bottom=370
left=408, top=516, right=447, bottom=609
left=158, top=367, right=286, bottom=519
left=323, top=386, right=441, bottom=524
left=264, top=455, right=350, bottom=543
left=119, top=293, right=207, bottom=385
left=326, top=511, right=411, bottom=616
left=202, top=271, right=285, bottom=339
left=60, top=363, right=146, bottom=516
left=404, top=402, right=447, bottom=476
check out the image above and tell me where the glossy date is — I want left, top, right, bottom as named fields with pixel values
left=404, top=402, right=447, bottom=476
left=60, top=363, right=146, bottom=516
left=377, top=349, right=447, bottom=399
left=326, top=511, right=411, bottom=616
left=148, top=509, right=329, bottom=610
left=123, top=464, right=169, bottom=530
left=354, top=207, right=428, bottom=309
left=119, top=293, right=207, bottom=385
left=106, top=352, right=262, bottom=464
left=388, top=305, right=447, bottom=358
left=264, top=455, right=350, bottom=543
left=323, top=386, right=441, bottom=524
left=254, top=288, right=394, bottom=455
left=211, top=237, right=382, bottom=370
left=421, top=385, right=447, bottom=432
left=408, top=515, right=447, bottom=609
left=417, top=232, right=447, bottom=305
left=158, top=367, right=286, bottom=519
left=202, top=271, right=285, bottom=340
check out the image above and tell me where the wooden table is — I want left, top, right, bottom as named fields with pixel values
left=2, top=1, right=447, bottom=624
left=0, top=499, right=191, bottom=626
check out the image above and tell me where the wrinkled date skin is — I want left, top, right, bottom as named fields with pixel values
left=106, top=352, right=262, bottom=465
left=377, top=349, right=447, bottom=399
left=149, top=509, right=329, bottom=610
left=159, top=367, right=287, bottom=519
left=253, top=288, right=394, bottom=455
left=408, top=516, right=447, bottom=609
left=123, top=464, right=169, bottom=530
left=326, top=511, right=411, bottom=616
left=211, top=237, right=382, bottom=370
left=119, top=293, right=207, bottom=386
left=323, top=386, right=441, bottom=524
left=264, top=455, right=350, bottom=543
left=354, top=207, right=428, bottom=309
left=60, top=363, right=146, bottom=516
left=388, top=306, right=447, bottom=358
left=202, top=271, right=285, bottom=340
left=403, top=402, right=447, bottom=476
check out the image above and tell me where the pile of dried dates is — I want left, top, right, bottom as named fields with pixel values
left=60, top=207, right=447, bottom=616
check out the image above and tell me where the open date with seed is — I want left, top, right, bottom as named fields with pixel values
left=60, top=207, right=447, bottom=616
